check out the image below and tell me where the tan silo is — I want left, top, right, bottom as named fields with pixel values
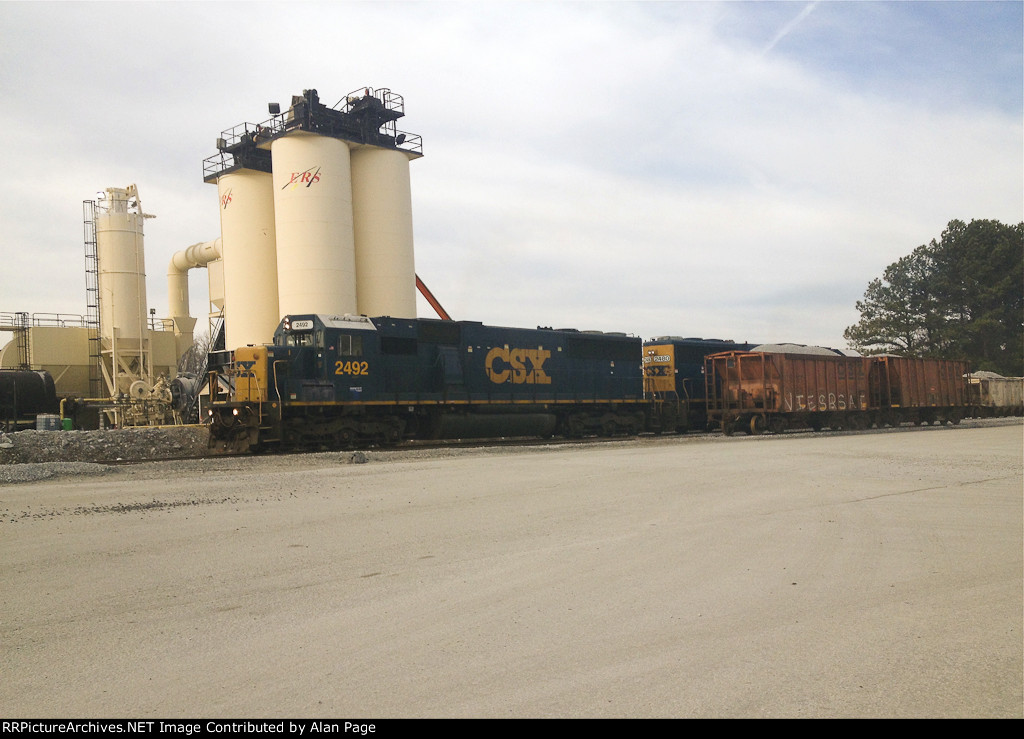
left=351, top=145, right=417, bottom=318
left=94, top=185, right=152, bottom=395
left=271, top=132, right=357, bottom=317
left=96, top=186, right=149, bottom=343
left=217, top=169, right=280, bottom=347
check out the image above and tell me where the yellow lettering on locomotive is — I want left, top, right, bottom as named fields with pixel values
left=485, top=347, right=552, bottom=385
left=335, top=361, right=369, bottom=376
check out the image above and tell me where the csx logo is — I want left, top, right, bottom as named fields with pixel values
left=237, top=359, right=257, bottom=377
left=485, top=347, right=552, bottom=385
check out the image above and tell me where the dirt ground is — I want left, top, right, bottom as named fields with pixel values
left=1, top=420, right=1021, bottom=718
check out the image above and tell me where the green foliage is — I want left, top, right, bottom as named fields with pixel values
left=844, top=219, right=1023, bottom=376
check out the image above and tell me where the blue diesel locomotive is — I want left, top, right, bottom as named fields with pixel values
left=208, top=314, right=649, bottom=451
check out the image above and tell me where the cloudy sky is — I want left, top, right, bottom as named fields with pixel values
left=1, top=1, right=1021, bottom=350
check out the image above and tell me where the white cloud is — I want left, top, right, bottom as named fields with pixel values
left=0, top=1, right=1020, bottom=352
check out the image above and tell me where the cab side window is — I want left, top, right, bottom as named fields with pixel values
left=338, top=334, right=363, bottom=357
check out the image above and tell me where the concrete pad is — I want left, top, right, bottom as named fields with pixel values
left=1, top=421, right=1021, bottom=717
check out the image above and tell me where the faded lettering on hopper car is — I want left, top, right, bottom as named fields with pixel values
left=785, top=392, right=866, bottom=412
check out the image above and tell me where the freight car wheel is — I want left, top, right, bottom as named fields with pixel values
left=769, top=416, right=786, bottom=435
left=749, top=415, right=766, bottom=435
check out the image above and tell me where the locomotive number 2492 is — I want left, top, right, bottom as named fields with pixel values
left=335, top=361, right=369, bottom=376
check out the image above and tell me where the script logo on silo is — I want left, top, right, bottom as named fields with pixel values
left=282, top=166, right=322, bottom=190
left=220, top=189, right=233, bottom=209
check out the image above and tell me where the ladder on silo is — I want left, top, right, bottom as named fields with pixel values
left=13, top=311, right=30, bottom=369
left=82, top=200, right=102, bottom=398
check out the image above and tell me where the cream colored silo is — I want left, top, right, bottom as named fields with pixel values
left=217, top=169, right=280, bottom=347
left=96, top=186, right=149, bottom=343
left=351, top=146, right=417, bottom=318
left=95, top=185, right=152, bottom=396
left=271, top=132, right=357, bottom=317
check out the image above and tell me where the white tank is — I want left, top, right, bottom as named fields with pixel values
left=96, top=186, right=149, bottom=343
left=218, top=170, right=280, bottom=348
left=351, top=146, right=417, bottom=318
left=271, top=132, right=357, bottom=316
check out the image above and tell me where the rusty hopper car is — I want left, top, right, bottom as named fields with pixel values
left=870, top=355, right=970, bottom=426
left=208, top=314, right=646, bottom=451
left=704, top=346, right=870, bottom=435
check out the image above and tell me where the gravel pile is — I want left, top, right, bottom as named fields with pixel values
left=0, top=425, right=212, bottom=467
left=0, top=462, right=116, bottom=485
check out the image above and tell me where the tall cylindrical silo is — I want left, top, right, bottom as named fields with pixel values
left=218, top=169, right=280, bottom=348
left=271, top=132, right=357, bottom=317
left=351, top=146, right=417, bottom=318
left=96, top=186, right=149, bottom=343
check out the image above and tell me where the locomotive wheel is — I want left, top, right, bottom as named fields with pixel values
left=337, top=428, right=355, bottom=448
left=564, top=415, right=586, bottom=439
left=382, top=421, right=404, bottom=445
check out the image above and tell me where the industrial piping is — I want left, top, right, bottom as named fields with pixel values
left=167, top=238, right=221, bottom=359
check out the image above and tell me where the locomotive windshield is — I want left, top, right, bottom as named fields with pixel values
left=281, top=330, right=323, bottom=347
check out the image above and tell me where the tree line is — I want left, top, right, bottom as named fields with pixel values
left=844, top=219, right=1023, bottom=377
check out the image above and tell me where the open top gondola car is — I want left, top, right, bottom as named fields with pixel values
left=208, top=315, right=646, bottom=452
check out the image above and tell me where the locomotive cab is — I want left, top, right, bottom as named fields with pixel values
left=272, top=314, right=378, bottom=403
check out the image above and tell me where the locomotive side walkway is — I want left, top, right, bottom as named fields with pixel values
left=1, top=421, right=1021, bottom=717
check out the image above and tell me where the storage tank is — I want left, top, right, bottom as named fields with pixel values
left=0, top=369, right=58, bottom=430
left=271, top=132, right=358, bottom=317
left=351, top=145, right=417, bottom=318
left=217, top=169, right=280, bottom=347
left=95, top=185, right=149, bottom=343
